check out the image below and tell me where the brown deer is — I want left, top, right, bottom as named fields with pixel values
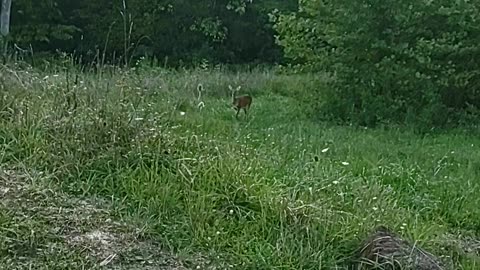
left=229, top=85, right=252, bottom=119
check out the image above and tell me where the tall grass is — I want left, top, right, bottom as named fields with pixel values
left=0, top=63, right=479, bottom=269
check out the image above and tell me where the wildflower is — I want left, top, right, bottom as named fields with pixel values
left=341, top=161, right=349, bottom=166
left=321, top=147, right=329, bottom=153
left=180, top=111, right=186, bottom=116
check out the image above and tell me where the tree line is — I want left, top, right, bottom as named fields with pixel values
left=3, top=0, right=296, bottom=66
left=273, top=0, right=480, bottom=128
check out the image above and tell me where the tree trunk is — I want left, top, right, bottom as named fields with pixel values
left=1, top=0, right=12, bottom=36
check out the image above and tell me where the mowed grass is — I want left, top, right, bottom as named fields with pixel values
left=1, top=64, right=479, bottom=269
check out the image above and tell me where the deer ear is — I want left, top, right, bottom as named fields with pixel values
left=236, top=86, right=241, bottom=91
left=228, top=85, right=233, bottom=91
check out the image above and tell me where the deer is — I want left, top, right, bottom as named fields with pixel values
left=229, top=85, right=252, bottom=119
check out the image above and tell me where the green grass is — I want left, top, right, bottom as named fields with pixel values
left=0, top=64, right=479, bottom=269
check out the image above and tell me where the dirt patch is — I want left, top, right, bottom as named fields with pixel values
left=0, top=168, right=189, bottom=269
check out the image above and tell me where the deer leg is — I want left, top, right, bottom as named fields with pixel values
left=236, top=108, right=240, bottom=119
left=243, top=107, right=248, bottom=117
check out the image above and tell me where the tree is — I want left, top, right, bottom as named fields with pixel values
left=1, top=0, right=12, bottom=36
left=273, top=0, right=480, bottom=127
left=5, top=0, right=296, bottom=66
left=10, top=0, right=80, bottom=51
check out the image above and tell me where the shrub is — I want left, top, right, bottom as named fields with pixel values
left=272, top=0, right=480, bottom=127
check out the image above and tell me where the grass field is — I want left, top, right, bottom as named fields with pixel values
left=1, top=64, right=479, bottom=269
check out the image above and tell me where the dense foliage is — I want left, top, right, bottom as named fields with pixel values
left=272, top=0, right=480, bottom=127
left=7, top=0, right=296, bottom=65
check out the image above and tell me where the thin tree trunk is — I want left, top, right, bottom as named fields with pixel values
left=1, top=0, right=12, bottom=36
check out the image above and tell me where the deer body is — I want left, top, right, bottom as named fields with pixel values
left=230, top=85, right=252, bottom=119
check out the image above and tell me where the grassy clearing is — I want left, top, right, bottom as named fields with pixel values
left=1, top=64, right=480, bottom=269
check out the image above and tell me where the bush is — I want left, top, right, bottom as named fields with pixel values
left=272, top=0, right=480, bottom=127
